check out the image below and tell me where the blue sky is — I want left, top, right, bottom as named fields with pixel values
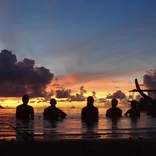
left=0, top=0, right=156, bottom=91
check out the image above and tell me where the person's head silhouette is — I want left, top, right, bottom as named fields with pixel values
left=131, top=100, right=137, bottom=109
left=50, top=98, right=57, bottom=106
left=22, top=95, right=29, bottom=105
left=87, top=96, right=94, bottom=106
left=111, top=98, right=118, bottom=108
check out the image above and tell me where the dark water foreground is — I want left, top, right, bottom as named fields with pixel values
left=1, top=106, right=156, bottom=140
left=1, top=138, right=156, bottom=156
left=1, top=106, right=156, bottom=156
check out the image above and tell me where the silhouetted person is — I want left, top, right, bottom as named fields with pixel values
left=135, top=78, right=156, bottom=117
left=106, top=98, right=122, bottom=119
left=81, top=96, right=99, bottom=123
left=16, top=95, right=34, bottom=121
left=43, top=98, right=67, bottom=121
left=124, top=100, right=140, bottom=118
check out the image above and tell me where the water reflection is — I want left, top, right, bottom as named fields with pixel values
left=109, top=119, right=120, bottom=138
left=1, top=108, right=156, bottom=140
left=43, top=120, right=59, bottom=139
left=16, top=120, right=34, bottom=141
left=130, top=118, right=138, bottom=129
left=104, top=118, right=140, bottom=138
left=81, top=122, right=100, bottom=138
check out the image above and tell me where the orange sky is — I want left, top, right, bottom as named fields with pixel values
left=47, top=69, right=145, bottom=97
left=0, top=69, right=147, bottom=108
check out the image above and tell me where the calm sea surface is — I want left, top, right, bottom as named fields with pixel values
left=1, top=101, right=156, bottom=140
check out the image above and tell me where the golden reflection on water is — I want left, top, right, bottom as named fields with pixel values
left=0, top=102, right=155, bottom=141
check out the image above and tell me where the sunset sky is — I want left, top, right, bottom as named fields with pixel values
left=0, top=0, right=156, bottom=97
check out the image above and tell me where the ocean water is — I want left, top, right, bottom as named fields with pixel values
left=0, top=102, right=156, bottom=140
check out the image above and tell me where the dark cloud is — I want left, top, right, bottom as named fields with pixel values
left=0, top=49, right=53, bottom=97
left=143, top=69, right=156, bottom=98
left=56, top=89, right=71, bottom=98
left=107, top=90, right=126, bottom=100
left=143, top=69, right=156, bottom=89
left=112, top=90, right=126, bottom=100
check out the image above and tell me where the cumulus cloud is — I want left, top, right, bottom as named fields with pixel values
left=56, top=89, right=71, bottom=98
left=142, top=69, right=156, bottom=98
left=143, top=69, right=156, bottom=89
left=107, top=90, right=126, bottom=100
left=0, top=49, right=53, bottom=97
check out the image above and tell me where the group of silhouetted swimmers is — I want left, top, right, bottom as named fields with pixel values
left=16, top=94, right=142, bottom=125
left=14, top=78, right=156, bottom=142
left=16, top=95, right=67, bottom=122
left=82, top=96, right=141, bottom=122
left=15, top=78, right=156, bottom=131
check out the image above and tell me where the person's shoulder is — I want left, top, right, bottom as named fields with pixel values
left=125, top=109, right=130, bottom=114
left=44, top=106, right=50, bottom=111
left=56, top=107, right=63, bottom=112
left=117, top=107, right=122, bottom=111
left=94, top=106, right=99, bottom=110
left=126, top=109, right=131, bottom=112
left=106, top=108, right=112, bottom=112
left=16, top=104, right=23, bottom=108
left=82, top=106, right=87, bottom=111
left=28, top=105, right=34, bottom=109
left=82, top=106, right=87, bottom=109
left=107, top=107, right=112, bottom=111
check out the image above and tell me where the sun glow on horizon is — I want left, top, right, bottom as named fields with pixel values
left=0, top=71, right=142, bottom=108
left=0, top=90, right=131, bottom=108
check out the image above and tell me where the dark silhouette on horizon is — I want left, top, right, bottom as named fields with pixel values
left=106, top=90, right=126, bottom=100
left=124, top=100, right=140, bottom=118
left=81, top=96, right=99, bottom=123
left=56, top=89, right=71, bottom=98
left=106, top=98, right=122, bottom=119
left=43, top=98, right=67, bottom=121
left=16, top=95, right=34, bottom=121
left=135, top=78, right=156, bottom=117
